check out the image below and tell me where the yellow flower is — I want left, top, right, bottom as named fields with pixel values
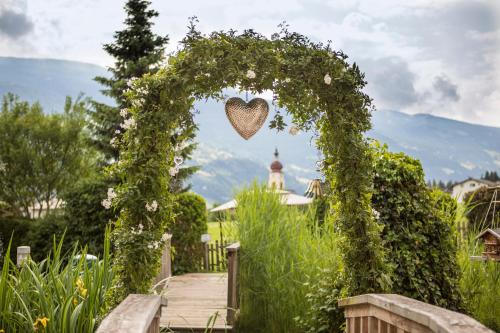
left=0, top=329, right=5, bottom=332
left=75, top=277, right=84, bottom=289
left=75, top=278, right=88, bottom=298
left=33, top=317, right=49, bottom=330
left=73, top=297, right=78, bottom=306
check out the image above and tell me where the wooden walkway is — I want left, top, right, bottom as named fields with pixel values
left=160, top=273, right=232, bottom=332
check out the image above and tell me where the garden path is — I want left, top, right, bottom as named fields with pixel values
left=160, top=273, right=231, bottom=332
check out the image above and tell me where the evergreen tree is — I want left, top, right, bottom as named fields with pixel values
left=90, top=0, right=198, bottom=191
left=91, top=0, right=168, bottom=161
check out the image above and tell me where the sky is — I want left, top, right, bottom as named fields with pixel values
left=0, top=0, right=499, bottom=126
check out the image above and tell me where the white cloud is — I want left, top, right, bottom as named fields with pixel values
left=0, top=0, right=498, bottom=126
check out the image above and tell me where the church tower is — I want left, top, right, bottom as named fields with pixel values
left=268, top=148, right=285, bottom=190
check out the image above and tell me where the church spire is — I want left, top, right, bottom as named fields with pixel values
left=269, top=148, right=285, bottom=190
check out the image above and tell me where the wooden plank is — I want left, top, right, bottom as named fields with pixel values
left=97, top=294, right=161, bottom=333
left=161, top=273, right=230, bottom=331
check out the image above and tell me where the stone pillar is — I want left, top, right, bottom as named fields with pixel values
left=17, top=246, right=30, bottom=266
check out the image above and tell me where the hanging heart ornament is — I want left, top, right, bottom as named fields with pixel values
left=225, top=97, right=269, bottom=140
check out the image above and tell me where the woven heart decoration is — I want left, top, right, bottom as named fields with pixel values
left=225, top=97, right=269, bottom=140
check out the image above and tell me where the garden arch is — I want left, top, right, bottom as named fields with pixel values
left=109, top=24, right=390, bottom=304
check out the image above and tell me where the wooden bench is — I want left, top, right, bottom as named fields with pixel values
left=338, top=294, right=494, bottom=333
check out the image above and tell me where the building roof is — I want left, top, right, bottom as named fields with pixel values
left=476, top=228, right=500, bottom=240
left=270, top=148, right=283, bottom=172
left=452, top=177, right=497, bottom=188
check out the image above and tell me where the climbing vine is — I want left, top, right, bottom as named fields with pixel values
left=107, top=21, right=390, bottom=305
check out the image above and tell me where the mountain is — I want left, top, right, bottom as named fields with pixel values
left=1, top=56, right=499, bottom=203
left=0, top=57, right=113, bottom=111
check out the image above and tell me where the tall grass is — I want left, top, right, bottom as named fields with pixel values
left=457, top=237, right=500, bottom=331
left=233, top=184, right=342, bottom=333
left=0, top=229, right=113, bottom=332
left=454, top=201, right=500, bottom=331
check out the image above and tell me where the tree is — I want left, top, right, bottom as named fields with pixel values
left=90, top=0, right=168, bottom=161
left=481, top=170, right=500, bottom=182
left=0, top=94, right=96, bottom=218
left=90, top=0, right=197, bottom=191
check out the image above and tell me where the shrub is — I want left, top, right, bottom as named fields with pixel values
left=234, top=184, right=342, bottom=333
left=62, top=176, right=117, bottom=256
left=0, top=217, right=31, bottom=262
left=0, top=230, right=113, bottom=332
left=371, top=144, right=464, bottom=311
left=27, top=214, right=69, bottom=261
left=169, top=192, right=208, bottom=275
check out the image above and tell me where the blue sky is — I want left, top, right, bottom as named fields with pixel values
left=0, top=0, right=499, bottom=126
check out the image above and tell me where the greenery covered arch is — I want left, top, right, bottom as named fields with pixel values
left=108, top=23, right=390, bottom=303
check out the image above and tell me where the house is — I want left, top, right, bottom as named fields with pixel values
left=475, top=228, right=500, bottom=261
left=451, top=178, right=497, bottom=203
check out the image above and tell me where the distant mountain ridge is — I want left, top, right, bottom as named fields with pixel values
left=1, top=56, right=499, bottom=203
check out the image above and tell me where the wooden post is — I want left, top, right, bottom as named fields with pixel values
left=17, top=246, right=30, bottom=266
left=226, top=242, right=240, bottom=326
left=215, top=240, right=220, bottom=272
left=203, top=242, right=209, bottom=271
left=154, top=235, right=171, bottom=290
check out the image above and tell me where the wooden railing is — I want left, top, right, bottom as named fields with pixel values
left=96, top=294, right=162, bottom=333
left=338, top=294, right=494, bottom=333
left=226, top=242, right=240, bottom=326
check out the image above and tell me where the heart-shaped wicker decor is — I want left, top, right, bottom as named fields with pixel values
left=225, top=97, right=269, bottom=140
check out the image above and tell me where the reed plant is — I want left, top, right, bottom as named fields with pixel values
left=0, top=229, right=113, bottom=332
left=455, top=200, right=500, bottom=332
left=232, top=184, right=342, bottom=333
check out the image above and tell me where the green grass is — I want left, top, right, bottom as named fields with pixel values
left=207, top=220, right=236, bottom=244
left=0, top=229, right=113, bottom=332
left=232, top=184, right=342, bottom=333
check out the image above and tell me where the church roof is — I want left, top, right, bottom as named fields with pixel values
left=270, top=148, right=283, bottom=172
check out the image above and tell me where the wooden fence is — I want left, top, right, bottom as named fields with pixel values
left=202, top=240, right=229, bottom=272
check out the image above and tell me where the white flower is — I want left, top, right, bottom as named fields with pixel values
left=284, top=77, right=291, bottom=83
left=145, top=200, right=158, bottom=212
left=174, top=156, right=184, bottom=166
left=101, top=198, right=112, bottom=209
left=138, top=223, right=144, bottom=230
left=169, top=166, right=179, bottom=177
left=120, top=118, right=136, bottom=130
left=289, top=126, right=299, bottom=136
left=147, top=244, right=154, bottom=249
left=161, top=233, right=172, bottom=242
left=115, top=129, right=121, bottom=134
left=107, top=188, right=117, bottom=200
left=120, top=108, right=128, bottom=118
left=372, top=208, right=381, bottom=220
left=324, top=74, right=332, bottom=85
left=110, top=137, right=118, bottom=147
left=246, top=70, right=256, bottom=79
left=0, top=161, right=6, bottom=172
left=127, top=77, right=137, bottom=87
left=205, top=73, right=211, bottom=77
